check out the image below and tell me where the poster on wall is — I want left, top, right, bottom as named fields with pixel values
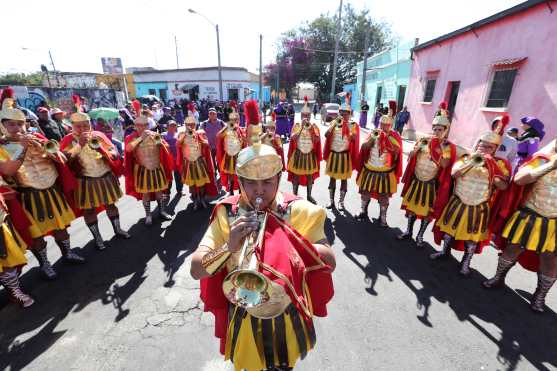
left=101, top=57, right=124, bottom=75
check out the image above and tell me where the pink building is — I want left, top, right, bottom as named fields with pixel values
left=405, top=0, right=557, bottom=148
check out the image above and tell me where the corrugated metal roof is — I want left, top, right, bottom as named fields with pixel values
left=491, top=57, right=528, bottom=66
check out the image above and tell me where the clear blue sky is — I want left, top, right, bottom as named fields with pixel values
left=2, top=0, right=523, bottom=75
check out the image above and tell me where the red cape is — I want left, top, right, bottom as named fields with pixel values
left=490, top=154, right=551, bottom=272
left=175, top=131, right=218, bottom=197
left=199, top=193, right=334, bottom=354
left=123, top=132, right=174, bottom=200
left=433, top=155, right=511, bottom=253
left=0, top=187, right=33, bottom=247
left=269, top=134, right=286, bottom=170
left=357, top=130, right=403, bottom=179
left=287, top=124, right=322, bottom=186
left=401, top=138, right=457, bottom=220
left=60, top=131, right=122, bottom=177
left=323, top=121, right=359, bottom=170
left=216, top=127, right=246, bottom=192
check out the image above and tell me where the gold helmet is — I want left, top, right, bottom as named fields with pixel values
left=478, top=114, right=510, bottom=146
left=0, top=87, right=25, bottom=122
left=132, top=100, right=149, bottom=125
left=432, top=101, right=450, bottom=130
left=379, top=100, right=397, bottom=125
left=339, top=91, right=352, bottom=112
left=301, top=96, right=311, bottom=116
left=69, top=95, right=90, bottom=123
left=185, top=112, right=196, bottom=125
left=236, top=142, right=282, bottom=180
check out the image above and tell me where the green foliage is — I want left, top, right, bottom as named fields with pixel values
left=0, top=72, right=44, bottom=86
left=265, top=4, right=392, bottom=101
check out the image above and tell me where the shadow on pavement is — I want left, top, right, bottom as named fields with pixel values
left=0, top=199, right=210, bottom=371
left=333, top=212, right=557, bottom=371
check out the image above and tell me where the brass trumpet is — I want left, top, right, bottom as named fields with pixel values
left=469, top=153, right=485, bottom=167
left=43, top=139, right=59, bottom=154
left=371, top=129, right=382, bottom=138
left=89, top=136, right=101, bottom=149
left=222, top=197, right=275, bottom=316
left=152, top=133, right=162, bottom=145
left=419, top=137, right=430, bottom=151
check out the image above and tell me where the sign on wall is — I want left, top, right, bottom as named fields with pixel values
left=101, top=57, right=124, bottom=74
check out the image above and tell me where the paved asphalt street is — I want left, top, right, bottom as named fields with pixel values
left=1, top=115, right=556, bottom=371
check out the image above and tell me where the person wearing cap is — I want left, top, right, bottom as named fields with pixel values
left=430, top=117, right=511, bottom=276
left=158, top=106, right=175, bottom=133
left=261, top=117, right=285, bottom=169
left=51, top=108, right=71, bottom=133
left=200, top=107, right=225, bottom=176
left=397, top=107, right=457, bottom=246
left=190, top=135, right=335, bottom=371
left=273, top=91, right=290, bottom=141
left=515, top=116, right=545, bottom=169
left=176, top=114, right=217, bottom=210
left=484, top=137, right=557, bottom=313
left=124, top=100, right=174, bottom=226
left=216, top=104, right=246, bottom=196
left=0, top=88, right=85, bottom=280
left=323, top=92, right=360, bottom=210
left=355, top=100, right=402, bottom=226
left=287, top=97, right=321, bottom=204
left=60, top=96, right=130, bottom=250
left=37, top=106, right=66, bottom=142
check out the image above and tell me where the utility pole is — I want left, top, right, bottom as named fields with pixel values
left=259, top=35, right=263, bottom=106
left=48, top=50, right=60, bottom=87
left=175, top=35, right=179, bottom=69
left=360, top=20, right=370, bottom=102
left=275, top=54, right=279, bottom=103
left=216, top=24, right=223, bottom=102
left=329, top=0, right=343, bottom=102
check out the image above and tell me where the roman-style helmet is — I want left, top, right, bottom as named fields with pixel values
left=132, top=99, right=149, bottom=125
left=478, top=114, right=510, bottom=145
left=432, top=101, right=450, bottom=129
left=69, top=95, right=90, bottom=123
left=379, top=100, right=397, bottom=125
left=0, top=87, right=25, bottom=123
left=301, top=96, right=311, bottom=117
left=339, top=92, right=352, bottom=112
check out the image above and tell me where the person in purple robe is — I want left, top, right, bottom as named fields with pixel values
left=287, top=103, right=295, bottom=135
left=359, top=100, right=369, bottom=128
left=515, top=116, right=545, bottom=169
left=274, top=93, right=290, bottom=140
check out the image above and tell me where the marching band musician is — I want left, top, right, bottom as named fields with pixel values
left=261, top=119, right=285, bottom=169
left=323, top=92, right=359, bottom=210
left=287, top=96, right=321, bottom=204
left=0, top=89, right=84, bottom=280
left=124, top=100, right=174, bottom=226
left=60, top=96, right=130, bottom=250
left=484, top=136, right=557, bottom=313
left=176, top=114, right=218, bottom=211
left=355, top=101, right=402, bottom=226
left=190, top=134, right=335, bottom=371
left=430, top=116, right=511, bottom=276
left=216, top=103, right=246, bottom=196
left=397, top=107, right=457, bottom=245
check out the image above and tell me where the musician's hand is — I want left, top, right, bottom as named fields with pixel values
left=549, top=154, right=557, bottom=169
left=141, top=130, right=151, bottom=140
left=228, top=212, right=259, bottom=253
left=19, top=134, right=35, bottom=149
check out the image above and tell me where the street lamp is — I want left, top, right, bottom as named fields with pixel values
left=22, top=47, right=61, bottom=87
left=188, top=8, right=223, bottom=102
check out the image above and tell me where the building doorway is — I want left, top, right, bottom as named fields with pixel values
left=375, top=86, right=382, bottom=109
left=397, top=85, right=407, bottom=111
left=447, top=81, right=460, bottom=121
left=228, top=89, right=239, bottom=101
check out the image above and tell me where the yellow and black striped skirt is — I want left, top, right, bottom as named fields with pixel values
left=133, top=165, right=168, bottom=194
left=220, top=154, right=237, bottom=175
left=76, top=172, right=122, bottom=210
left=503, top=208, right=556, bottom=254
left=225, top=303, right=315, bottom=371
left=18, top=185, right=76, bottom=238
left=325, top=151, right=352, bottom=180
left=288, top=150, right=318, bottom=176
left=401, top=176, right=438, bottom=217
left=436, top=196, right=490, bottom=242
left=182, top=158, right=211, bottom=187
left=0, top=217, right=28, bottom=273
left=357, top=167, right=397, bottom=196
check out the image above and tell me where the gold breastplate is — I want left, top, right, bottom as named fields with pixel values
left=415, top=152, right=439, bottom=181
left=225, top=131, right=242, bottom=156
left=297, top=129, right=314, bottom=154
left=330, top=127, right=349, bottom=152
left=78, top=145, right=110, bottom=177
left=366, top=144, right=392, bottom=169
left=135, top=137, right=160, bottom=170
left=16, top=146, right=58, bottom=189
left=454, top=166, right=491, bottom=206
left=524, top=169, right=557, bottom=218
left=183, top=134, right=201, bottom=162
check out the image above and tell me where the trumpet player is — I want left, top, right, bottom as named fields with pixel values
left=484, top=137, right=557, bottom=312
left=176, top=114, right=218, bottom=210
left=124, top=100, right=174, bottom=226
left=261, top=120, right=285, bottom=168
left=0, top=92, right=84, bottom=280
left=191, top=136, right=335, bottom=371
left=323, top=92, right=359, bottom=210
left=216, top=104, right=246, bottom=196
left=355, top=101, right=402, bottom=226
left=61, top=104, right=130, bottom=250
left=397, top=109, right=456, bottom=246
left=431, top=116, right=511, bottom=276
left=287, top=97, right=321, bottom=203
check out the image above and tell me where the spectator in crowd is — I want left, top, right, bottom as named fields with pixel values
left=515, top=116, right=545, bottom=169
left=313, top=102, right=319, bottom=119
left=158, top=107, right=176, bottom=132
left=50, top=108, right=72, bottom=132
left=119, top=109, right=135, bottom=137
left=200, top=107, right=225, bottom=176
left=96, top=117, right=123, bottom=158
left=373, top=103, right=384, bottom=128
left=174, top=107, right=184, bottom=125
left=496, top=126, right=518, bottom=168
left=162, top=120, right=183, bottom=194
left=37, top=107, right=66, bottom=141
left=395, top=106, right=410, bottom=135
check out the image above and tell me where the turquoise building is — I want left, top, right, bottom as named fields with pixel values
left=346, top=40, right=414, bottom=114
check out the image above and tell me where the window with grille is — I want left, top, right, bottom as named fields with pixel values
left=423, top=79, right=436, bottom=102
left=486, top=69, right=517, bottom=108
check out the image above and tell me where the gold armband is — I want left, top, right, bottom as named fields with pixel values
left=201, top=244, right=232, bottom=275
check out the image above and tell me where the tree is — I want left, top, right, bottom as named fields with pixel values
left=264, top=4, right=392, bottom=101
left=0, top=72, right=44, bottom=86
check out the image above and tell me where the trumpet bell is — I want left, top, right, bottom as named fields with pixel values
left=89, top=137, right=101, bottom=149
left=43, top=140, right=59, bottom=154
left=223, top=269, right=271, bottom=307
left=153, top=134, right=162, bottom=145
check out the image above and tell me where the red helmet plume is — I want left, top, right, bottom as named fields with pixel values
left=244, top=99, right=259, bottom=126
